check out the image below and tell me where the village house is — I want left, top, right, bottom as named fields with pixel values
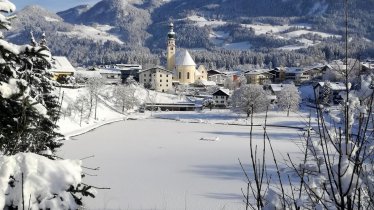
left=117, top=64, right=142, bottom=83
left=139, top=67, right=173, bottom=92
left=361, top=59, right=374, bottom=72
left=314, top=82, right=349, bottom=105
left=97, top=68, right=122, bottom=84
left=208, top=69, right=228, bottom=86
left=49, top=56, right=76, bottom=80
left=212, top=89, right=230, bottom=108
left=244, top=69, right=274, bottom=85
left=284, top=67, right=310, bottom=84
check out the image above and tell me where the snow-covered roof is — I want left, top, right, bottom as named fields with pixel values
left=362, top=62, right=374, bottom=70
left=269, top=84, right=293, bottom=92
left=199, top=80, right=216, bottom=86
left=213, top=88, right=230, bottom=96
left=285, top=67, right=306, bottom=74
left=139, top=66, right=173, bottom=74
left=49, top=56, right=75, bottom=73
left=245, top=69, right=273, bottom=75
left=176, top=50, right=196, bottom=66
left=97, top=68, right=122, bottom=74
left=75, top=70, right=102, bottom=78
left=316, top=82, right=348, bottom=91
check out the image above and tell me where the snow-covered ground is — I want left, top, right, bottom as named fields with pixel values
left=55, top=86, right=315, bottom=209
left=187, top=15, right=342, bottom=50
left=57, top=86, right=188, bottom=137
left=57, top=24, right=124, bottom=44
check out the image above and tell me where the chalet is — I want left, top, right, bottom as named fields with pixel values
left=314, top=82, right=349, bottom=105
left=244, top=69, right=274, bottom=85
left=323, top=59, right=362, bottom=81
left=139, top=67, right=173, bottom=92
left=212, top=89, right=230, bottom=108
left=361, top=59, right=374, bottom=72
left=284, top=67, right=310, bottom=84
left=74, top=69, right=102, bottom=83
left=117, top=64, right=142, bottom=83
left=268, top=84, right=293, bottom=95
left=208, top=70, right=227, bottom=86
left=49, top=56, right=76, bottom=80
left=266, top=83, right=297, bottom=103
left=98, top=68, right=122, bottom=84
left=269, top=68, right=286, bottom=83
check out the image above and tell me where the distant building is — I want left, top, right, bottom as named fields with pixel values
left=244, top=69, right=274, bottom=85
left=212, top=89, right=230, bottom=108
left=97, top=68, right=122, bottom=84
left=208, top=70, right=227, bottom=86
left=361, top=59, right=374, bottom=72
left=116, top=64, right=142, bottom=83
left=166, top=22, right=207, bottom=85
left=49, top=56, right=76, bottom=80
left=314, top=82, right=349, bottom=105
left=139, top=67, right=173, bottom=92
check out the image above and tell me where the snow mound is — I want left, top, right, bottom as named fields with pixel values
left=200, top=137, right=220, bottom=141
left=0, top=153, right=84, bottom=209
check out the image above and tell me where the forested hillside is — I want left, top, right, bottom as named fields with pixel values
left=5, top=0, right=374, bottom=68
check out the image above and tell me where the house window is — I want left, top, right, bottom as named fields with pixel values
left=144, top=74, right=146, bottom=77
left=221, top=96, right=225, bottom=99
left=179, top=72, right=181, bottom=79
left=166, top=84, right=168, bottom=87
left=149, top=79, right=151, bottom=82
left=144, top=79, right=146, bottom=82
left=166, top=80, right=168, bottom=82
left=149, top=74, right=151, bottom=76
left=160, top=79, right=162, bottom=82
left=160, top=84, right=162, bottom=87
left=160, top=74, right=162, bottom=77
left=187, top=72, right=190, bottom=79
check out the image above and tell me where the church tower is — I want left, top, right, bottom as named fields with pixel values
left=167, top=22, right=176, bottom=72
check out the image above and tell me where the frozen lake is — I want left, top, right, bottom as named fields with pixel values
left=59, top=118, right=303, bottom=210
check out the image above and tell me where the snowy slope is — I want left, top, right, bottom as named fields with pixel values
left=57, top=24, right=124, bottom=44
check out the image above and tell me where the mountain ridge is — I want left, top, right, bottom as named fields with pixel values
left=3, top=0, right=373, bottom=68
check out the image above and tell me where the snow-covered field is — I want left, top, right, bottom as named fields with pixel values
left=58, top=110, right=309, bottom=210
left=58, top=24, right=124, bottom=44
left=187, top=15, right=342, bottom=50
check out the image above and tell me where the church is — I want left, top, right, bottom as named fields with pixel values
left=166, top=22, right=208, bottom=85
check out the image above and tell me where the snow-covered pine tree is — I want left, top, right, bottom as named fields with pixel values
left=322, top=80, right=332, bottom=105
left=0, top=2, right=61, bottom=155
left=0, top=2, right=95, bottom=209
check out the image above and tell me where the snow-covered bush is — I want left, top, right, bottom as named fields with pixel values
left=241, top=27, right=374, bottom=210
left=0, top=153, right=94, bottom=209
left=276, top=84, right=300, bottom=116
left=113, top=84, right=140, bottom=113
left=231, top=84, right=271, bottom=117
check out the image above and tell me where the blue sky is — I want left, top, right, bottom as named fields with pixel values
left=12, top=0, right=100, bottom=12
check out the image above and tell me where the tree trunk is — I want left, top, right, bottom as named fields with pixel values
left=80, top=101, right=84, bottom=127
left=94, top=95, right=98, bottom=120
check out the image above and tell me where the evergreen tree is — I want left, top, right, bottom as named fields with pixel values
left=0, top=2, right=62, bottom=155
